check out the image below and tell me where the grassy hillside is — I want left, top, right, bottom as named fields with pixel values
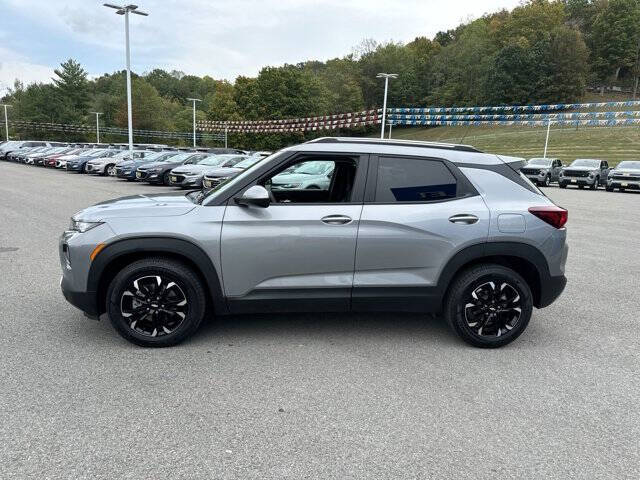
left=386, top=124, right=640, bottom=165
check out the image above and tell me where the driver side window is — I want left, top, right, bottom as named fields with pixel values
left=261, top=157, right=358, bottom=204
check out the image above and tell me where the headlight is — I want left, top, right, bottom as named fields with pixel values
left=282, top=183, right=301, bottom=188
left=559, top=171, right=564, bottom=176
left=69, top=218, right=103, bottom=233
left=608, top=171, right=614, bottom=178
left=148, top=167, right=163, bottom=172
left=539, top=169, right=547, bottom=175
left=589, top=172, right=595, bottom=178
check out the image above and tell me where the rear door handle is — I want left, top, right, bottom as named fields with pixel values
left=321, top=215, right=352, bottom=225
left=449, top=214, right=479, bottom=225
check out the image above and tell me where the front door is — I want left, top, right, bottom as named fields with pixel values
left=220, top=154, right=367, bottom=313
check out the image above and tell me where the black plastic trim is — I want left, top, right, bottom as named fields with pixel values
left=87, top=237, right=227, bottom=315
left=227, top=287, right=351, bottom=313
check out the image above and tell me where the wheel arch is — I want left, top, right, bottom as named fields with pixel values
left=438, top=242, right=550, bottom=308
left=88, top=237, right=226, bottom=316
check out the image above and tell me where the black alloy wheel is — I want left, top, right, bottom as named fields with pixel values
left=444, top=264, right=533, bottom=348
left=107, top=258, right=207, bottom=347
left=119, top=275, right=188, bottom=337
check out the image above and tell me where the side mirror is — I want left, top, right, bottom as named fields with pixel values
left=234, top=185, right=270, bottom=208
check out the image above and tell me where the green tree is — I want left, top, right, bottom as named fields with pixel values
left=591, top=0, right=640, bottom=85
left=52, top=59, right=89, bottom=122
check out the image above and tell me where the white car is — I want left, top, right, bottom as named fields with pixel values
left=85, top=150, right=147, bottom=176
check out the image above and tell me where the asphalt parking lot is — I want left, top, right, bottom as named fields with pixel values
left=0, top=162, right=638, bottom=479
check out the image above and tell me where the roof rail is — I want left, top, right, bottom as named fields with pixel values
left=307, top=137, right=482, bottom=153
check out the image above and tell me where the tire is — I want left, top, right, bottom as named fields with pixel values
left=543, top=175, right=550, bottom=187
left=559, top=183, right=567, bottom=189
left=591, top=177, right=599, bottom=190
left=162, top=171, right=171, bottom=185
left=605, top=185, right=614, bottom=192
left=105, top=164, right=116, bottom=177
left=578, top=184, right=584, bottom=189
left=443, top=264, right=533, bottom=348
left=106, top=257, right=207, bottom=347
left=620, top=187, right=626, bottom=192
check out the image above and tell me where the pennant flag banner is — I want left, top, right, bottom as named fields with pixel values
left=388, top=100, right=640, bottom=115
left=388, top=118, right=640, bottom=127
left=1, top=120, right=225, bottom=141
left=388, top=110, right=640, bottom=122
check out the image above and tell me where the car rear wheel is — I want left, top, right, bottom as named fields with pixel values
left=444, top=264, right=533, bottom=348
left=106, top=257, right=207, bottom=347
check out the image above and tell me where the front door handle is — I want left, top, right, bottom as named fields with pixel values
left=321, top=215, right=352, bottom=225
left=449, top=214, right=479, bottom=225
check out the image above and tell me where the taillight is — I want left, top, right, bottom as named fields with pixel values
left=528, top=206, right=568, bottom=229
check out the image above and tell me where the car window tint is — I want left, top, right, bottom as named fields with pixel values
left=375, top=157, right=458, bottom=202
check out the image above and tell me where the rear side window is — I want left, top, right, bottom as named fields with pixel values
left=375, top=157, right=458, bottom=202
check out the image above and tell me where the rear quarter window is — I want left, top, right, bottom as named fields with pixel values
left=375, top=157, right=458, bottom=202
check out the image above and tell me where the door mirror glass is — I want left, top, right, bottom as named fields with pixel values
left=235, top=185, right=270, bottom=208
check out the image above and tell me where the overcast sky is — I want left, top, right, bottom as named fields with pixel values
left=0, top=0, right=521, bottom=94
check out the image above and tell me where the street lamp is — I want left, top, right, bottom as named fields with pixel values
left=376, top=73, right=397, bottom=139
left=186, top=98, right=202, bottom=147
left=90, top=112, right=103, bottom=143
left=103, top=3, right=148, bottom=156
left=0, top=104, right=11, bottom=141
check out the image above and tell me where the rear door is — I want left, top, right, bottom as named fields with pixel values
left=353, top=155, right=490, bottom=312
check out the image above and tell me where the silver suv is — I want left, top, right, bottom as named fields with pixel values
left=59, top=138, right=568, bottom=348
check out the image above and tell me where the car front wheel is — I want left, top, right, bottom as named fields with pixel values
left=106, top=257, right=207, bottom=347
left=444, top=264, right=533, bottom=348
left=105, top=164, right=116, bottom=177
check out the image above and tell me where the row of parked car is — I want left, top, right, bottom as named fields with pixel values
left=0, top=140, right=274, bottom=189
left=2, top=139, right=639, bottom=194
left=520, top=157, right=640, bottom=192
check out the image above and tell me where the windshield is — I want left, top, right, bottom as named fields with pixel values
left=570, top=159, right=600, bottom=168
left=159, top=152, right=197, bottom=163
left=183, top=153, right=207, bottom=164
left=196, top=155, right=236, bottom=166
left=234, top=156, right=264, bottom=169
left=112, top=150, right=144, bottom=160
left=196, top=152, right=282, bottom=204
left=616, top=161, right=640, bottom=169
left=527, top=158, right=552, bottom=166
left=87, top=149, right=110, bottom=157
left=286, top=161, right=333, bottom=175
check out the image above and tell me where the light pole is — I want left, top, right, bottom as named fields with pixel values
left=103, top=3, right=148, bottom=156
left=1, top=104, right=11, bottom=141
left=186, top=98, right=201, bottom=147
left=377, top=73, right=397, bottom=139
left=90, top=112, right=103, bottom=143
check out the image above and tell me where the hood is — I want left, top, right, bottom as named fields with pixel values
left=139, top=159, right=182, bottom=170
left=563, top=166, right=598, bottom=172
left=611, top=167, right=640, bottom=175
left=67, top=155, right=94, bottom=163
left=204, top=167, right=243, bottom=178
left=171, top=164, right=216, bottom=174
left=74, top=193, right=196, bottom=222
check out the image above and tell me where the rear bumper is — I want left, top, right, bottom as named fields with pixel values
left=60, top=276, right=99, bottom=319
left=537, top=274, right=567, bottom=308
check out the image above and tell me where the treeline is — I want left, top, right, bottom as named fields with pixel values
left=3, top=0, right=640, bottom=149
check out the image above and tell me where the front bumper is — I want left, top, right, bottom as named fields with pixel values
left=559, top=176, right=596, bottom=186
left=60, top=275, right=99, bottom=319
left=525, top=173, right=548, bottom=184
left=169, top=173, right=203, bottom=188
left=116, top=167, right=136, bottom=180
left=607, top=178, right=640, bottom=190
left=136, top=170, right=163, bottom=183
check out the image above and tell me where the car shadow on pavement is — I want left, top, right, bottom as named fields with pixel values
left=188, top=311, right=460, bottom=347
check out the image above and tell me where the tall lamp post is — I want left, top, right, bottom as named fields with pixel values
left=376, top=73, right=397, bottom=139
left=103, top=3, right=148, bottom=156
left=1, top=104, right=11, bottom=141
left=186, top=98, right=202, bottom=147
left=90, top=112, right=103, bottom=143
